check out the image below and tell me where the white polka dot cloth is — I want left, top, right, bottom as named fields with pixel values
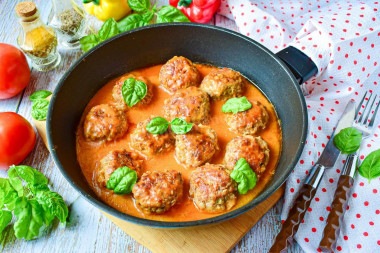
left=218, top=1, right=380, bottom=252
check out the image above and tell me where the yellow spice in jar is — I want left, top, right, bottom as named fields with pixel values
left=23, top=26, right=57, bottom=58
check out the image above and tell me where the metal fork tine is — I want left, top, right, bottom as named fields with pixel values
left=363, top=93, right=377, bottom=127
left=368, top=95, right=380, bottom=128
left=355, top=91, right=367, bottom=121
left=358, top=92, right=373, bottom=124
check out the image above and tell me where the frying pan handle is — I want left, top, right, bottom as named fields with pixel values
left=276, top=46, right=318, bottom=84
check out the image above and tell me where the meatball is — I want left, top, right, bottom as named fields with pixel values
left=175, top=125, right=219, bottom=168
left=130, top=116, right=175, bottom=157
left=224, top=135, right=270, bottom=178
left=225, top=100, right=269, bottom=135
left=189, top=164, right=237, bottom=213
left=164, top=86, right=210, bottom=124
left=200, top=68, right=245, bottom=100
left=132, top=170, right=184, bottom=214
left=159, top=56, right=202, bottom=93
left=112, top=75, right=153, bottom=110
left=97, top=149, right=144, bottom=187
left=83, top=104, right=127, bottom=142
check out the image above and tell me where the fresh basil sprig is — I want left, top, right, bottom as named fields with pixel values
left=121, top=77, right=147, bottom=107
left=80, top=18, right=118, bottom=52
left=146, top=117, right=193, bottom=135
left=155, top=6, right=190, bottom=23
left=222, top=97, right=252, bottom=114
left=230, top=158, right=257, bottom=194
left=333, top=127, right=362, bottom=154
left=30, top=90, right=52, bottom=121
left=106, top=167, right=138, bottom=195
left=146, top=117, right=170, bottom=134
left=359, top=149, right=380, bottom=182
left=0, top=165, right=68, bottom=240
left=170, top=118, right=193, bottom=134
left=80, top=0, right=189, bottom=52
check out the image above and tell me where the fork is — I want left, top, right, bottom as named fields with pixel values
left=319, top=91, right=380, bottom=252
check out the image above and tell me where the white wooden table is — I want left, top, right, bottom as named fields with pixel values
left=0, top=1, right=303, bottom=252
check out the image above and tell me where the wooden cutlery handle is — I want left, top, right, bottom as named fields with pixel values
left=269, top=184, right=316, bottom=253
left=319, top=175, right=353, bottom=251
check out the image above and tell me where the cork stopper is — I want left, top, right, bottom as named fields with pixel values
left=15, top=1, right=37, bottom=18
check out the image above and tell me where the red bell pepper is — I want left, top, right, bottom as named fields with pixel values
left=169, top=0, right=221, bottom=23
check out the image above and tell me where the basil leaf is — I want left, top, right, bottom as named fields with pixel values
left=80, top=34, right=100, bottom=52
left=117, top=14, right=148, bottom=33
left=31, top=99, right=49, bottom=121
left=142, top=10, right=155, bottom=23
left=0, top=178, right=19, bottom=209
left=333, top=127, right=362, bottom=154
left=106, top=167, right=137, bottom=195
left=146, top=117, right=169, bottom=134
left=10, top=165, right=48, bottom=188
left=127, top=0, right=150, bottom=12
left=98, top=18, right=119, bottom=41
left=230, top=158, right=257, bottom=194
left=222, top=97, right=252, bottom=114
left=121, top=77, right=147, bottom=107
left=156, top=6, right=190, bottom=23
left=8, top=166, right=24, bottom=198
left=30, top=90, right=51, bottom=101
left=0, top=210, right=12, bottom=234
left=14, top=197, right=44, bottom=240
left=35, top=190, right=68, bottom=225
left=359, top=149, right=380, bottom=182
left=170, top=118, right=193, bottom=134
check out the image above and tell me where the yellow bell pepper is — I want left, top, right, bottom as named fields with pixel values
left=84, top=0, right=131, bottom=22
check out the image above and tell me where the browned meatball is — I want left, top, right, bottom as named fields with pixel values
left=189, top=164, right=237, bottom=213
left=159, top=56, right=202, bottom=93
left=164, top=86, right=210, bottom=124
left=175, top=125, right=219, bottom=168
left=97, top=149, right=144, bottom=187
left=132, top=170, right=183, bottom=214
left=130, top=116, right=175, bottom=157
left=225, top=100, right=269, bottom=135
left=112, top=75, right=153, bottom=110
left=224, top=135, right=270, bottom=178
left=200, top=68, right=244, bottom=100
left=83, top=104, right=127, bottom=142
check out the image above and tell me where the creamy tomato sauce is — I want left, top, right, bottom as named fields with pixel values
left=76, top=64, right=282, bottom=222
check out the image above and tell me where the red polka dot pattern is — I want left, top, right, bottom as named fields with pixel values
left=218, top=0, right=380, bottom=252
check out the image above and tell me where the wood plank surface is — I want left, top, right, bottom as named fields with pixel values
left=0, top=0, right=303, bottom=252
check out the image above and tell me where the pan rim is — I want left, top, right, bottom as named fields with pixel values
left=47, top=23, right=308, bottom=228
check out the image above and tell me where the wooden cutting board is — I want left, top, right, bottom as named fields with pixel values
left=34, top=119, right=283, bottom=253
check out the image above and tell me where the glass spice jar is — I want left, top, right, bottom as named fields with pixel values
left=49, top=0, right=87, bottom=49
left=15, top=1, right=60, bottom=71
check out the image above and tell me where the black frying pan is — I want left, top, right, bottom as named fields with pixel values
left=47, top=23, right=317, bottom=228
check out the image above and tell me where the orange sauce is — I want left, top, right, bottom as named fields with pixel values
left=76, top=64, right=282, bottom=222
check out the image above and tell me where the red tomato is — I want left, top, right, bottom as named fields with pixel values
left=0, top=112, right=36, bottom=169
left=0, top=43, right=31, bottom=99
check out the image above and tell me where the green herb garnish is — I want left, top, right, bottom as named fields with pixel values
left=30, top=90, right=52, bottom=121
left=29, top=90, right=52, bottom=101
left=0, top=165, right=68, bottom=240
left=170, top=118, right=193, bottom=134
left=121, top=77, right=147, bottom=107
left=80, top=19, right=118, bottom=52
left=146, top=117, right=169, bottom=134
left=80, top=0, right=189, bottom=52
left=106, top=167, right=138, bottom=195
left=230, top=158, right=257, bottom=194
left=334, top=127, right=362, bottom=154
left=222, top=97, right=252, bottom=114
left=359, top=149, right=380, bottom=182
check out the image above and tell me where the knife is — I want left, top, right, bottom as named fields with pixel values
left=269, top=100, right=356, bottom=253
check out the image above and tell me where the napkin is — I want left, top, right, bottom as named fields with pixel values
left=218, top=1, right=380, bottom=252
